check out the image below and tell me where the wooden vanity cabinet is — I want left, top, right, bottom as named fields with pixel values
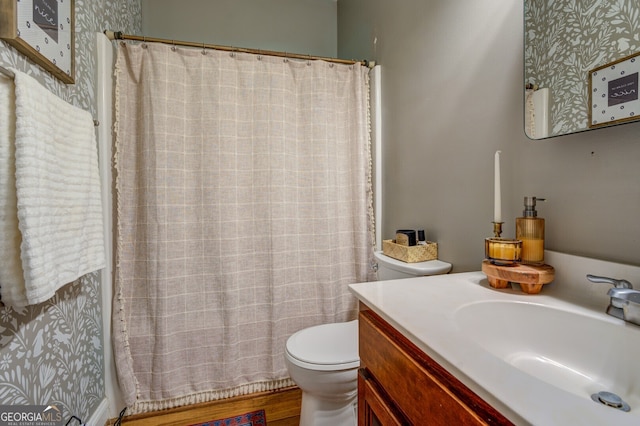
left=358, top=307, right=513, bottom=426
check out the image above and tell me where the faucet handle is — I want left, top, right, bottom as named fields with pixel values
left=607, top=287, right=637, bottom=308
left=608, top=287, right=637, bottom=298
left=586, top=274, right=633, bottom=289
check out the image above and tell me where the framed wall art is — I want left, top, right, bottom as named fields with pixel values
left=589, top=51, right=640, bottom=128
left=0, top=0, right=75, bottom=84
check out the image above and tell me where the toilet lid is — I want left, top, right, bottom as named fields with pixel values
left=286, top=320, right=359, bottom=367
left=374, top=251, right=452, bottom=275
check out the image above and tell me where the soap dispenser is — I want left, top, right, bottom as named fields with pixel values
left=516, top=196, right=545, bottom=264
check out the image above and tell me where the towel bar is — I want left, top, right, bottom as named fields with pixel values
left=0, top=65, right=99, bottom=126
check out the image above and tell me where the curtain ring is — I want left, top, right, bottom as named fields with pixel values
left=142, top=36, right=147, bottom=49
left=201, top=42, right=206, bottom=55
left=171, top=40, right=176, bottom=51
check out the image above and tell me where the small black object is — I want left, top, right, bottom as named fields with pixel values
left=65, top=416, right=82, bottom=426
left=114, top=407, right=127, bottom=426
left=396, top=229, right=417, bottom=246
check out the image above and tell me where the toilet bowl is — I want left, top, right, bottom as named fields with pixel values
left=284, top=320, right=359, bottom=426
left=284, top=252, right=452, bottom=425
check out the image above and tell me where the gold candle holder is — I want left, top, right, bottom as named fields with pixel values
left=485, top=238, right=522, bottom=266
left=492, top=222, right=503, bottom=238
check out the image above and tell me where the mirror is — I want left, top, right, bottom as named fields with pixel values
left=524, top=1, right=640, bottom=139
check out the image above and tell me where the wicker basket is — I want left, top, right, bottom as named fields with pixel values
left=382, top=239, right=438, bottom=263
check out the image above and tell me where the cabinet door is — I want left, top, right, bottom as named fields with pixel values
left=358, top=370, right=406, bottom=426
left=359, top=309, right=513, bottom=426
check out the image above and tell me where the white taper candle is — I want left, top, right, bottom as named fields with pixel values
left=494, top=150, right=502, bottom=223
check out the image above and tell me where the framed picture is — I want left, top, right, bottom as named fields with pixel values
left=589, top=51, right=640, bottom=128
left=0, top=0, right=74, bottom=84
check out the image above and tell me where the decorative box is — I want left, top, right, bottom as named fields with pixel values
left=382, top=239, right=438, bottom=263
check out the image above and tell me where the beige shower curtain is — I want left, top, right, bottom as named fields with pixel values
left=112, top=41, right=374, bottom=413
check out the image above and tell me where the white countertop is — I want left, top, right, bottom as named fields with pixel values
left=349, top=259, right=640, bottom=426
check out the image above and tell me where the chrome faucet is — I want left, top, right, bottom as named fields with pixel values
left=587, top=274, right=640, bottom=326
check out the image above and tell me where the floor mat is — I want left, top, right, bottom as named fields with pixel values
left=189, top=409, right=266, bottom=426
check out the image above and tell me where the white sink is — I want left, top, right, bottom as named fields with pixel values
left=349, top=251, right=640, bottom=425
left=455, top=300, right=640, bottom=410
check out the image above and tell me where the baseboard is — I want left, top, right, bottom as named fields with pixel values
left=112, top=387, right=301, bottom=426
left=87, top=398, right=110, bottom=426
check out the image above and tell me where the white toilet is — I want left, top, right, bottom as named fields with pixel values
left=373, top=250, right=452, bottom=280
left=284, top=251, right=452, bottom=426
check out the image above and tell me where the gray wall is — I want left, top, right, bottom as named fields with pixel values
left=339, top=0, right=640, bottom=271
left=141, top=0, right=338, bottom=58
left=0, top=0, right=141, bottom=421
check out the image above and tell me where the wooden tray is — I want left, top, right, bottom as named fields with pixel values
left=481, top=260, right=555, bottom=294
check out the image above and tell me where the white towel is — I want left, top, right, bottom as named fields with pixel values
left=0, top=69, right=106, bottom=307
left=0, top=76, right=24, bottom=305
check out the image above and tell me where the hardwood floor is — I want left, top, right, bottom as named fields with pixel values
left=106, top=387, right=301, bottom=426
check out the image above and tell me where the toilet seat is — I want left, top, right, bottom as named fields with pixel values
left=285, top=320, right=359, bottom=371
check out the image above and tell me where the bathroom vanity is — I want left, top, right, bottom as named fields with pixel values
left=357, top=307, right=511, bottom=425
left=349, top=251, right=640, bottom=425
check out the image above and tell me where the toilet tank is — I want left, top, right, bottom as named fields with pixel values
left=374, top=251, right=452, bottom=280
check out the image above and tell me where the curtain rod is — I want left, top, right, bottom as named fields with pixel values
left=0, top=64, right=99, bottom=126
left=104, top=30, right=375, bottom=68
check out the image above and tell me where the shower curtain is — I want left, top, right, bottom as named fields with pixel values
left=112, top=41, right=374, bottom=412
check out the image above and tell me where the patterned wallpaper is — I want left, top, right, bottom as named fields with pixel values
left=0, top=0, right=141, bottom=421
left=524, top=0, right=640, bottom=137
